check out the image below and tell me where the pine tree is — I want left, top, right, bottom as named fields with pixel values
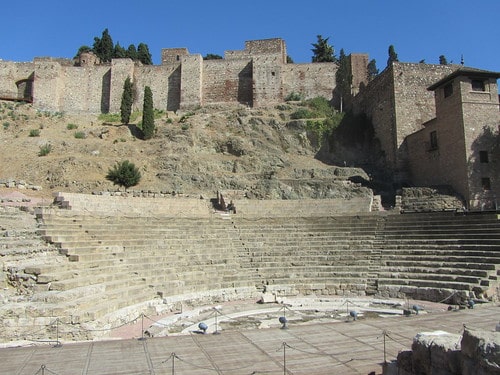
left=311, top=35, right=336, bottom=63
left=137, top=43, right=152, bottom=65
left=142, top=86, right=155, bottom=140
left=120, top=77, right=133, bottom=124
left=126, top=44, right=138, bottom=60
left=114, top=42, right=127, bottom=58
left=93, top=28, right=114, bottom=62
left=387, top=45, right=399, bottom=67
left=367, top=59, right=379, bottom=79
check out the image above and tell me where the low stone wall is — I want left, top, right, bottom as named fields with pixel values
left=51, top=192, right=213, bottom=218
left=232, top=196, right=374, bottom=218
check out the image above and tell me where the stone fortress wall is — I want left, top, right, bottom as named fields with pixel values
left=0, top=38, right=343, bottom=114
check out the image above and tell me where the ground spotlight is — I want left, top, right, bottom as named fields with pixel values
left=198, top=322, right=208, bottom=334
left=279, top=316, right=288, bottom=329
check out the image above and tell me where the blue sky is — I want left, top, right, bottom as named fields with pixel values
left=1, top=0, right=499, bottom=72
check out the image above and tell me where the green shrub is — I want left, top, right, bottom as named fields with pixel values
left=285, top=92, right=302, bottom=101
left=98, top=113, right=121, bottom=123
left=74, top=131, right=86, bottom=139
left=290, top=108, right=315, bottom=119
left=67, top=123, right=78, bottom=130
left=38, top=144, right=52, bottom=156
left=3, top=122, right=10, bottom=129
left=106, top=160, right=141, bottom=188
left=29, top=129, right=41, bottom=137
left=304, top=97, right=335, bottom=117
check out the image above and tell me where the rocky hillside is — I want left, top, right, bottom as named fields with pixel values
left=0, top=100, right=375, bottom=201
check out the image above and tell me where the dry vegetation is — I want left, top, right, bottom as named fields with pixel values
left=0, top=100, right=371, bottom=200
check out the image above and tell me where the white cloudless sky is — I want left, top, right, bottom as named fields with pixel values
left=1, top=0, right=499, bottom=73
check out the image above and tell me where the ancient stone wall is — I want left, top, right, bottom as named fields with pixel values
left=252, top=55, right=284, bottom=107
left=0, top=61, right=35, bottom=99
left=202, top=59, right=253, bottom=106
left=180, top=54, right=203, bottom=109
left=352, top=65, right=396, bottom=172
left=349, top=53, right=369, bottom=95
left=245, top=38, right=287, bottom=62
left=282, top=63, right=337, bottom=101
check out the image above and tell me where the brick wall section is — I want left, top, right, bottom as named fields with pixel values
left=161, top=48, right=189, bottom=65
left=245, top=38, right=287, bottom=63
left=282, top=63, right=337, bottom=101
left=180, top=54, right=203, bottom=109
left=349, top=53, right=369, bottom=95
left=202, top=59, right=253, bottom=106
left=108, top=59, right=134, bottom=113
left=32, top=59, right=65, bottom=112
left=252, top=55, right=284, bottom=107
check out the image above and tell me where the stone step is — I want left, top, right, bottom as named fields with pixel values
left=65, top=284, right=160, bottom=323
left=381, top=248, right=500, bottom=257
left=382, top=261, right=496, bottom=272
left=49, top=270, right=142, bottom=291
left=377, top=271, right=481, bottom=284
left=381, top=255, right=500, bottom=264
left=377, top=278, right=478, bottom=291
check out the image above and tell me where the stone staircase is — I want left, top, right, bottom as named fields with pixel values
left=375, top=212, right=500, bottom=303
left=233, top=215, right=384, bottom=296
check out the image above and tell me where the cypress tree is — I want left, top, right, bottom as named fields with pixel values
left=142, top=86, right=155, bottom=140
left=120, top=77, right=133, bottom=124
left=335, top=49, right=352, bottom=111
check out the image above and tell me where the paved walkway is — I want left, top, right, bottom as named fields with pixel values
left=0, top=302, right=498, bottom=375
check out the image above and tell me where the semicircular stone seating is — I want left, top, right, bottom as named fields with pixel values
left=1, top=192, right=499, bottom=341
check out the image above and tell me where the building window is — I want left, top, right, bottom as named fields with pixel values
left=482, top=177, right=491, bottom=190
left=471, top=79, right=486, bottom=92
left=444, top=83, right=453, bottom=98
left=479, top=150, right=489, bottom=163
left=429, top=130, right=438, bottom=150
